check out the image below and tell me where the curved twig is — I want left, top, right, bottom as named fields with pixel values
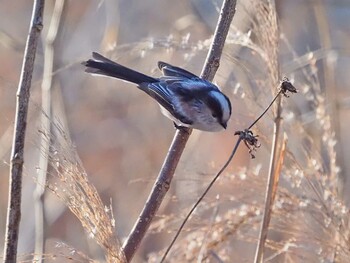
left=160, top=136, right=242, bottom=262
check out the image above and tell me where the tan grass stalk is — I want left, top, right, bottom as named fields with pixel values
left=39, top=119, right=126, bottom=262
left=34, top=1, right=65, bottom=262
left=252, top=1, right=282, bottom=262
left=254, top=134, right=287, bottom=262
left=271, top=134, right=287, bottom=202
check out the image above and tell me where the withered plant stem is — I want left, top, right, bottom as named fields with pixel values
left=3, top=1, right=45, bottom=262
left=34, top=1, right=65, bottom=262
left=160, top=136, right=243, bottom=262
left=254, top=95, right=282, bottom=263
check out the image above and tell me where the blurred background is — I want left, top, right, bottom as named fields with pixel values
left=0, top=0, right=350, bottom=262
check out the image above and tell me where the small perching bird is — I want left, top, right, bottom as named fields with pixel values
left=83, top=52, right=231, bottom=132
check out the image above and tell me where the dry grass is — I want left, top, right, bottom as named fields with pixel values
left=36, top=117, right=125, bottom=262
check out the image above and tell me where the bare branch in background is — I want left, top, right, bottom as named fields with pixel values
left=122, top=0, right=237, bottom=261
left=3, top=1, right=45, bottom=262
left=34, top=0, right=65, bottom=262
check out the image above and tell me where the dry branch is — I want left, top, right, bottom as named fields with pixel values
left=3, top=1, right=45, bottom=262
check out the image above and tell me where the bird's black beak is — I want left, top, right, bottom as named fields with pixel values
left=221, top=122, right=227, bottom=129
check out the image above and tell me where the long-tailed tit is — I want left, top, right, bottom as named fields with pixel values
left=83, top=52, right=231, bottom=132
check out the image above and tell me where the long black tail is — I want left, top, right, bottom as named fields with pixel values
left=83, top=52, right=158, bottom=84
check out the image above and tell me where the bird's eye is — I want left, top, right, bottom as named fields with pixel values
left=212, top=112, right=218, bottom=118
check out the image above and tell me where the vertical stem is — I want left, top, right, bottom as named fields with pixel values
left=34, top=0, right=65, bottom=262
left=3, top=1, right=45, bottom=262
left=254, top=0, right=281, bottom=261
left=254, top=97, right=282, bottom=263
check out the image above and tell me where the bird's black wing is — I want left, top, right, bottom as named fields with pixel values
left=140, top=82, right=175, bottom=113
left=140, top=82, right=193, bottom=125
left=158, top=61, right=199, bottom=79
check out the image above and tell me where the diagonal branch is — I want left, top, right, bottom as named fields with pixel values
left=122, top=0, right=237, bottom=261
left=3, top=1, right=45, bottom=262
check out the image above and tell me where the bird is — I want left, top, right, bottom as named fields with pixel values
left=82, top=52, right=231, bottom=132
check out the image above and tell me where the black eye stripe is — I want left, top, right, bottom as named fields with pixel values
left=188, top=89, right=224, bottom=120
left=204, top=95, right=223, bottom=120
left=172, top=84, right=226, bottom=120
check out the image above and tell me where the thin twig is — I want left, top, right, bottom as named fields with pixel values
left=122, top=0, right=237, bottom=261
left=160, top=136, right=242, bottom=263
left=34, top=1, right=65, bottom=262
left=197, top=200, right=220, bottom=263
left=248, top=89, right=282, bottom=130
left=247, top=77, right=296, bottom=132
left=3, top=1, right=45, bottom=262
